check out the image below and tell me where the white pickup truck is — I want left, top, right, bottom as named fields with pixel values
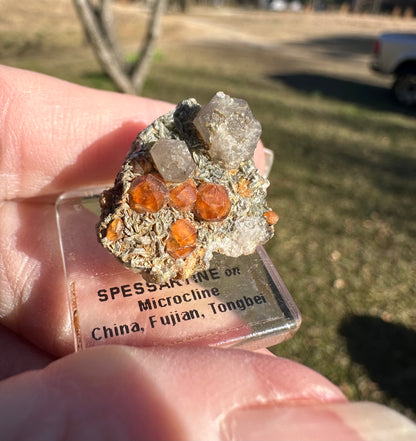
left=371, top=33, right=416, bottom=106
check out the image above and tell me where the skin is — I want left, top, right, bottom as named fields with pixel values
left=0, top=65, right=363, bottom=440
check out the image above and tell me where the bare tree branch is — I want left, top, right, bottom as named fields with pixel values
left=131, top=0, right=168, bottom=92
left=98, top=0, right=127, bottom=70
left=72, top=0, right=166, bottom=95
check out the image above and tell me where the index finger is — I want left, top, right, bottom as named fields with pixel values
left=0, top=65, right=173, bottom=200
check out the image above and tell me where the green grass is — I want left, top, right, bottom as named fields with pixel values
left=4, top=20, right=416, bottom=420
left=144, top=59, right=416, bottom=420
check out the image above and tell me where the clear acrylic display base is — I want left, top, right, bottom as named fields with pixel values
left=56, top=186, right=301, bottom=351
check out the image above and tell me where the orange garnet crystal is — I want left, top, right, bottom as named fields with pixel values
left=106, top=218, right=124, bottom=241
left=128, top=174, right=169, bottom=213
left=166, top=219, right=197, bottom=259
left=170, top=179, right=197, bottom=212
left=264, top=211, right=279, bottom=225
left=194, top=183, right=231, bottom=222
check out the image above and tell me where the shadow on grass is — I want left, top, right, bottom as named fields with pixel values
left=287, top=35, right=375, bottom=58
left=339, top=315, right=416, bottom=413
left=270, top=72, right=416, bottom=115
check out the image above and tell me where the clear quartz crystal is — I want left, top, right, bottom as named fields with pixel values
left=150, top=138, right=196, bottom=183
left=193, top=91, right=262, bottom=169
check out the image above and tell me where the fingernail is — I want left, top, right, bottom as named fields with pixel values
left=220, top=402, right=416, bottom=441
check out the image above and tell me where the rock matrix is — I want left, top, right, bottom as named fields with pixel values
left=97, top=92, right=278, bottom=283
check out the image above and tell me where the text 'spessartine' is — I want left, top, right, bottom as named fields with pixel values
left=96, top=92, right=278, bottom=284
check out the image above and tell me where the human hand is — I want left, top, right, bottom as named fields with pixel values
left=0, top=66, right=415, bottom=440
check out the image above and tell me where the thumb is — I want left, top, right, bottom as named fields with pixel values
left=0, top=345, right=347, bottom=441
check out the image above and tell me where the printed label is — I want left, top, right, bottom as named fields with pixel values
left=57, top=190, right=299, bottom=351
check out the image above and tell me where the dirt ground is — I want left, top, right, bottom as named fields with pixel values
left=1, top=0, right=416, bottom=87
left=160, top=6, right=416, bottom=82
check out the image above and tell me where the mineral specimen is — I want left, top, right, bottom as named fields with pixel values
left=97, top=91, right=278, bottom=283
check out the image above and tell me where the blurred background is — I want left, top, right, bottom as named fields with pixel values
left=1, top=0, right=415, bottom=421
